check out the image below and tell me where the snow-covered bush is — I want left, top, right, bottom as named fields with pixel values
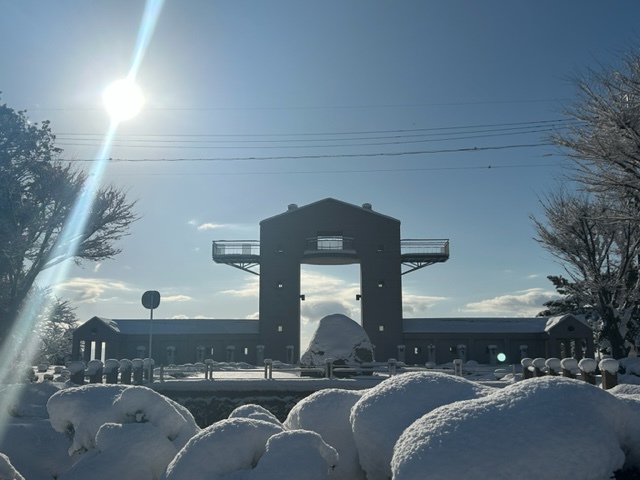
left=350, top=371, right=493, bottom=480
left=285, top=388, right=365, bottom=480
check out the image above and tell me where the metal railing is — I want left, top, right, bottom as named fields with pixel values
left=401, top=239, right=449, bottom=256
left=212, top=240, right=260, bottom=257
left=305, top=236, right=355, bottom=252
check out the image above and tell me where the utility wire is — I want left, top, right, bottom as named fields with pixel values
left=61, top=142, right=553, bottom=163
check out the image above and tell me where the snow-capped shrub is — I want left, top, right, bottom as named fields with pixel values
left=285, top=388, right=365, bottom=480
left=350, top=371, right=493, bottom=480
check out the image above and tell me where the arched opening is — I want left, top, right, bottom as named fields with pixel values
left=299, top=264, right=362, bottom=353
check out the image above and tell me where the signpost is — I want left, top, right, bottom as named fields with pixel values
left=141, top=290, right=160, bottom=383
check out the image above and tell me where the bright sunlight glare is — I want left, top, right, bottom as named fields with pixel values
left=102, top=78, right=145, bottom=122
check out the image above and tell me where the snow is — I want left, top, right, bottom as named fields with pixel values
left=350, top=371, right=494, bottom=480
left=391, top=376, right=636, bottom=480
left=300, top=314, right=374, bottom=367
left=164, top=418, right=285, bottom=479
left=285, top=388, right=365, bottom=480
left=2, top=367, right=640, bottom=479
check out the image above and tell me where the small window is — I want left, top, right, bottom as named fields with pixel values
left=210, top=348, right=214, bottom=355
left=378, top=280, right=385, bottom=288
left=276, top=245, right=283, bottom=253
left=278, top=325, right=283, bottom=332
left=377, top=244, right=385, bottom=252
left=243, top=347, right=249, bottom=356
left=379, top=325, right=384, bottom=332
left=414, top=347, right=421, bottom=355
left=277, top=281, right=283, bottom=288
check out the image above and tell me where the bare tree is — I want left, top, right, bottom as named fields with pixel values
left=0, top=99, right=138, bottom=343
left=554, top=49, right=640, bottom=212
left=532, top=191, right=640, bottom=358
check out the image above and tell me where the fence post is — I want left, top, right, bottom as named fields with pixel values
left=545, top=358, right=561, bottom=376
left=104, top=359, right=120, bottom=384
left=119, top=359, right=132, bottom=385
left=324, top=358, right=334, bottom=378
left=531, top=358, right=546, bottom=377
left=599, top=358, right=619, bottom=390
left=521, top=358, right=533, bottom=380
left=87, top=360, right=103, bottom=384
left=578, top=358, right=597, bottom=385
left=204, top=359, right=214, bottom=380
left=453, top=358, right=463, bottom=376
left=560, top=358, right=578, bottom=379
left=388, top=358, right=397, bottom=376
left=67, top=361, right=86, bottom=385
left=132, top=359, right=144, bottom=385
left=264, top=358, right=273, bottom=379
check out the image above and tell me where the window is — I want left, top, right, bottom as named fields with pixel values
left=379, top=325, right=385, bottom=332
left=278, top=325, right=283, bottom=332
left=276, top=245, right=283, bottom=253
left=243, top=347, right=249, bottom=356
left=414, top=347, right=421, bottom=355
left=378, top=280, right=385, bottom=288
left=377, top=244, right=385, bottom=252
left=277, top=281, right=283, bottom=288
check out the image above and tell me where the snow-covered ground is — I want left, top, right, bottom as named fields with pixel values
left=1, top=365, right=640, bottom=479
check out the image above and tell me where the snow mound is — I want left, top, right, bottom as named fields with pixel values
left=164, top=417, right=285, bottom=479
left=0, top=452, right=24, bottom=480
left=112, top=386, right=200, bottom=450
left=392, top=376, right=633, bottom=480
left=285, top=388, right=365, bottom=480
left=0, top=382, right=63, bottom=418
left=244, top=430, right=339, bottom=480
left=228, top=404, right=282, bottom=426
left=350, top=371, right=494, bottom=480
left=47, top=384, right=127, bottom=455
left=58, top=423, right=177, bottom=480
left=300, top=314, right=374, bottom=367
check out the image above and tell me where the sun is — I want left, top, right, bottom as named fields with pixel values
left=102, top=78, right=145, bottom=122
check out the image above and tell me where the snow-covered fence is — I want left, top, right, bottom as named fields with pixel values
left=520, top=356, right=619, bottom=390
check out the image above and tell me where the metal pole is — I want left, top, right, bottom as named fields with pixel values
left=148, top=307, right=153, bottom=383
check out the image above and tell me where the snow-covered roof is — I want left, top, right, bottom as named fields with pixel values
left=403, top=317, right=549, bottom=334
left=90, top=317, right=259, bottom=336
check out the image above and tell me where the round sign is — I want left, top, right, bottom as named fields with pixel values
left=141, top=290, right=160, bottom=310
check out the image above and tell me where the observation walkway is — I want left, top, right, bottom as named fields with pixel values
left=212, top=238, right=449, bottom=275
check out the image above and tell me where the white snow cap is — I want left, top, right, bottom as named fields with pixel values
left=228, top=404, right=282, bottom=427
left=392, top=377, right=633, bottom=480
left=285, top=388, right=366, bottom=480
left=164, top=417, right=285, bottom=479
left=350, top=371, right=493, bottom=480
left=0, top=453, right=25, bottom=480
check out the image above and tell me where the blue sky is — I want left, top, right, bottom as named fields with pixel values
left=3, top=1, right=640, bottom=345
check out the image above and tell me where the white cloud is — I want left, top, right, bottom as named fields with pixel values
left=219, top=277, right=259, bottom=298
left=55, top=277, right=135, bottom=304
left=197, top=222, right=227, bottom=231
left=402, top=293, right=449, bottom=316
left=461, top=288, right=560, bottom=317
left=161, top=294, right=192, bottom=302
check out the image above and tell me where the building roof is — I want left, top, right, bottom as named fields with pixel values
left=403, top=317, right=551, bottom=334
left=87, top=317, right=259, bottom=336
left=259, top=197, right=400, bottom=224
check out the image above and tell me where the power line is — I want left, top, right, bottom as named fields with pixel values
left=105, top=162, right=565, bottom=177
left=61, top=142, right=553, bottom=163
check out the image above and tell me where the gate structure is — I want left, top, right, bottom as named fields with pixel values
left=213, top=198, right=448, bottom=363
